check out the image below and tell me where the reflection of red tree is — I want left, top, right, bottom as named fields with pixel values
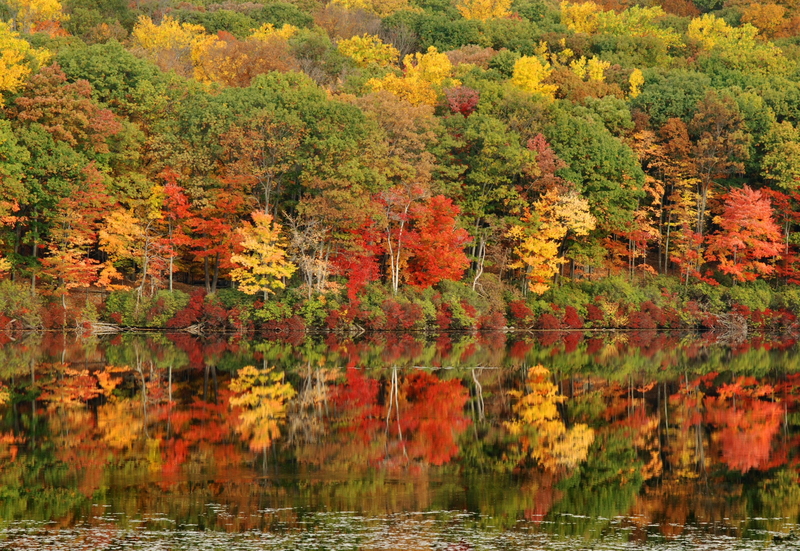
left=704, top=377, right=784, bottom=472
left=325, top=368, right=471, bottom=470
left=332, top=368, right=383, bottom=445
left=401, top=372, right=471, bottom=466
left=155, top=390, right=247, bottom=488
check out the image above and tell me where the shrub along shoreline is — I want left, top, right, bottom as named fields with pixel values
left=0, top=274, right=797, bottom=335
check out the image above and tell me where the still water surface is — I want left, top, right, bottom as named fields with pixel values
left=1, top=331, right=800, bottom=549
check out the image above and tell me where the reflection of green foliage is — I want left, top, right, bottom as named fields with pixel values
left=549, top=428, right=644, bottom=537
left=743, top=468, right=800, bottom=537
left=459, top=422, right=522, bottom=474
left=0, top=334, right=44, bottom=380
left=0, top=411, right=89, bottom=522
left=102, top=334, right=189, bottom=372
left=463, top=472, right=534, bottom=530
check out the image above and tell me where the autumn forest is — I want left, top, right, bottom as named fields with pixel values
left=1, top=0, right=800, bottom=332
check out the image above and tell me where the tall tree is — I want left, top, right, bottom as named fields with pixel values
left=230, top=211, right=297, bottom=300
left=705, top=186, right=782, bottom=283
left=688, top=91, right=751, bottom=238
left=405, top=195, right=471, bottom=288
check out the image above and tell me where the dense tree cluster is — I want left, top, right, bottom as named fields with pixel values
left=1, top=0, right=800, bottom=327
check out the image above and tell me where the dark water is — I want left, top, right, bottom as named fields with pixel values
left=1, top=330, right=800, bottom=550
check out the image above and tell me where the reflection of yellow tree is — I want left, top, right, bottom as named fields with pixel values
left=98, top=399, right=144, bottom=449
left=505, top=365, right=594, bottom=471
left=229, top=365, right=296, bottom=452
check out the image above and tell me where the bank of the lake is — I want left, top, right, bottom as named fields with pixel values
left=1, top=274, right=799, bottom=337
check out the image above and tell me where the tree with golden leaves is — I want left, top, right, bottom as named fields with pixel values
left=507, top=190, right=596, bottom=294
left=337, top=34, right=400, bottom=68
left=455, top=0, right=512, bottom=21
left=510, top=56, right=558, bottom=99
left=230, top=211, right=297, bottom=300
left=131, top=15, right=218, bottom=80
left=0, top=22, right=50, bottom=104
left=367, top=47, right=459, bottom=106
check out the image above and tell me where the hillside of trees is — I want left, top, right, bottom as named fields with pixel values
left=1, top=0, right=800, bottom=332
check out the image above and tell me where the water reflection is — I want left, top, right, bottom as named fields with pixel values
left=1, top=331, right=800, bottom=548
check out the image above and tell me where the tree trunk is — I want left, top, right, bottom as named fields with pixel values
left=211, top=252, right=220, bottom=293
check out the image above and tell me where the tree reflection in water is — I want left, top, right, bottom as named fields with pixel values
left=0, top=330, right=800, bottom=544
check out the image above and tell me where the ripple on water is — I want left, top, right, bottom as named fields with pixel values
left=1, top=514, right=798, bottom=551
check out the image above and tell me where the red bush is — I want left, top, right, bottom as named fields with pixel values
left=629, top=310, right=657, bottom=330
left=461, top=300, right=477, bottom=319
left=537, top=312, right=562, bottom=330
left=42, top=302, right=66, bottom=329
left=478, top=311, right=507, bottom=330
left=562, top=306, right=583, bottom=329
left=167, top=289, right=205, bottom=328
left=586, top=303, right=605, bottom=323
left=509, top=300, right=534, bottom=322
left=202, top=300, right=228, bottom=328
left=325, top=308, right=346, bottom=330
left=382, top=300, right=423, bottom=330
left=640, top=301, right=666, bottom=326
left=436, top=304, right=453, bottom=330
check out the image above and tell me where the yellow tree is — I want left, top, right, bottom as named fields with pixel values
left=560, top=0, right=601, bottom=33
left=230, top=211, right=297, bottom=300
left=229, top=365, right=296, bottom=452
left=249, top=23, right=298, bottom=41
left=0, top=22, right=50, bottom=104
left=7, top=0, right=65, bottom=33
left=455, top=0, right=512, bottom=21
left=629, top=68, right=644, bottom=98
left=367, top=46, right=459, bottom=106
left=337, top=34, right=399, bottom=68
left=510, top=56, right=558, bottom=99
left=98, top=198, right=170, bottom=296
left=330, top=0, right=411, bottom=17
left=131, top=15, right=218, bottom=80
left=507, top=190, right=596, bottom=294
left=687, top=14, right=789, bottom=75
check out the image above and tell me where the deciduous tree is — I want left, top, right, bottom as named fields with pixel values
left=230, top=211, right=297, bottom=300
left=705, top=186, right=782, bottom=282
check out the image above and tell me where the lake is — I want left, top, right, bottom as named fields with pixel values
left=1, top=330, right=799, bottom=550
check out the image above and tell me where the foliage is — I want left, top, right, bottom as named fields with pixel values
left=0, top=280, right=42, bottom=328
left=104, top=289, right=190, bottom=327
left=229, top=365, right=296, bottom=451
left=506, top=365, right=595, bottom=472
left=0, top=0, right=799, bottom=331
left=337, top=34, right=399, bottom=67
left=456, top=0, right=512, bottom=21
left=511, top=55, right=557, bottom=99
left=230, top=212, right=297, bottom=298
left=705, top=186, right=783, bottom=283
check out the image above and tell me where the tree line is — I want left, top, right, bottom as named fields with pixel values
left=1, top=0, right=800, bottom=329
